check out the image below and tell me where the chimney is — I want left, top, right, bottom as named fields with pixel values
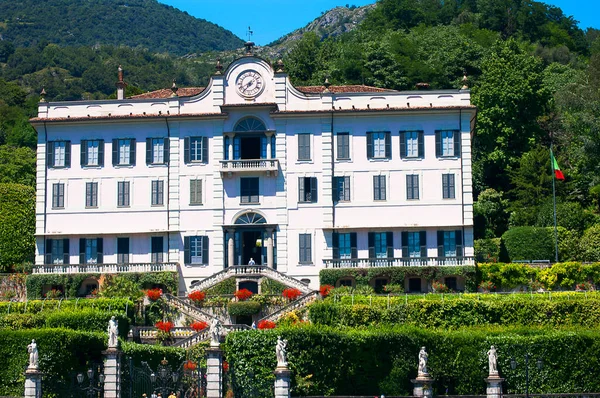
left=116, top=65, right=127, bottom=100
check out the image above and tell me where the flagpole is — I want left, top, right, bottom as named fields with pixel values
left=550, top=145, right=559, bottom=263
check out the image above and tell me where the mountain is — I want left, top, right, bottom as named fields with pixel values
left=0, top=0, right=244, bottom=55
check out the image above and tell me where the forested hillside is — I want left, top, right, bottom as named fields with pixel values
left=1, top=0, right=600, bottom=270
left=0, top=0, right=243, bottom=55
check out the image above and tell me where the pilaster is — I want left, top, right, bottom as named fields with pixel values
left=274, top=119, right=288, bottom=271
left=321, top=116, right=334, bottom=227
left=212, top=122, right=225, bottom=269
left=102, top=348, right=122, bottom=398
left=274, top=73, right=288, bottom=111
left=206, top=347, right=223, bottom=398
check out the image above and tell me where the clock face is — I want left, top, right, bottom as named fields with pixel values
left=236, top=70, right=264, bottom=97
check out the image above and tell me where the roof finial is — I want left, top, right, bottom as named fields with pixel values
left=461, top=70, right=469, bottom=90
left=215, top=58, right=223, bottom=75
left=244, top=26, right=255, bottom=55
left=276, top=58, right=284, bottom=73
left=39, top=88, right=47, bottom=103
left=118, top=65, right=124, bottom=82
left=323, top=78, right=331, bottom=93
left=171, top=79, right=178, bottom=97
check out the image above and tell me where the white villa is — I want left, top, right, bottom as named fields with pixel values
left=30, top=50, right=476, bottom=294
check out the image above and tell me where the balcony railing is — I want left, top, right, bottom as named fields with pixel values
left=32, top=262, right=178, bottom=275
left=323, top=257, right=475, bottom=269
left=220, top=159, right=279, bottom=176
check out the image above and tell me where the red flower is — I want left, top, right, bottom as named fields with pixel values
left=282, top=288, right=302, bottom=301
left=146, top=288, right=163, bottom=301
left=319, top=284, right=334, bottom=297
left=183, top=360, right=197, bottom=371
left=222, top=361, right=229, bottom=372
left=234, top=289, right=253, bottom=301
left=257, top=320, right=276, bottom=329
left=188, top=290, right=206, bottom=303
left=191, top=321, right=208, bottom=332
left=155, top=321, right=174, bottom=333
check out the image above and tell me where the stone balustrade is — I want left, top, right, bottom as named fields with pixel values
left=32, top=262, right=178, bottom=275
left=323, top=256, right=475, bottom=269
left=219, top=159, right=279, bottom=176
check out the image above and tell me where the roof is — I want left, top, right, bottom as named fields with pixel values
left=30, top=112, right=227, bottom=123
left=129, top=87, right=205, bottom=99
left=296, top=85, right=393, bottom=94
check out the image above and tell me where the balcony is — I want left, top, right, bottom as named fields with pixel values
left=323, top=257, right=475, bottom=269
left=32, top=262, right=178, bottom=275
left=220, top=159, right=279, bottom=177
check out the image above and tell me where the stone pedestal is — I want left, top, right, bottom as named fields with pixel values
left=274, top=366, right=291, bottom=398
left=24, top=369, right=43, bottom=398
left=485, top=376, right=504, bottom=398
left=411, top=376, right=434, bottom=398
left=206, top=347, right=223, bottom=398
left=102, top=348, right=122, bottom=398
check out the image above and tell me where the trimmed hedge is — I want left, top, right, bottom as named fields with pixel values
left=204, top=278, right=236, bottom=295
left=0, top=298, right=134, bottom=315
left=0, top=183, right=35, bottom=272
left=308, top=296, right=600, bottom=328
left=26, top=271, right=178, bottom=299
left=228, top=301, right=261, bottom=316
left=501, top=227, right=554, bottom=261
left=224, top=326, right=600, bottom=397
left=260, top=278, right=287, bottom=295
left=319, top=266, right=477, bottom=292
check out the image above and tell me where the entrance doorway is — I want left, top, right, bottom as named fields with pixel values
left=240, top=136, right=261, bottom=159
left=242, top=230, right=262, bottom=265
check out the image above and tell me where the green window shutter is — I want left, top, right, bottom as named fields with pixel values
left=65, top=141, right=71, bottom=168
left=368, top=232, right=375, bottom=259
left=184, top=137, right=191, bottom=164
left=98, top=140, right=104, bottom=167
left=310, top=178, right=318, bottom=202
left=146, top=138, right=152, bottom=164
left=332, top=232, right=339, bottom=259
left=63, top=238, right=70, bottom=264
left=386, top=232, right=394, bottom=258
left=80, top=140, right=87, bottom=166
left=184, top=236, right=191, bottom=264
left=97, top=238, right=103, bottom=264
left=202, top=136, right=209, bottom=163
left=437, top=231, right=444, bottom=257
left=418, top=131, right=424, bottom=158
left=454, top=131, right=461, bottom=157
left=401, top=232, right=408, bottom=258
left=435, top=131, right=441, bottom=158
left=46, top=142, right=54, bottom=167
left=79, top=238, right=86, bottom=264
left=456, top=230, right=463, bottom=257
left=163, top=138, right=170, bottom=164
left=298, top=177, right=304, bottom=202
left=202, top=236, right=209, bottom=265
left=350, top=233, right=357, bottom=259
left=45, top=239, right=52, bottom=264
left=385, top=132, right=392, bottom=159
left=344, top=176, right=350, bottom=201
left=333, top=177, right=339, bottom=202
left=130, top=139, right=136, bottom=166
left=420, top=231, right=427, bottom=257
left=366, top=132, right=373, bottom=159
left=112, top=139, right=118, bottom=166
left=399, top=132, right=406, bottom=158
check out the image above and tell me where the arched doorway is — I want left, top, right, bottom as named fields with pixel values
left=225, top=211, right=277, bottom=269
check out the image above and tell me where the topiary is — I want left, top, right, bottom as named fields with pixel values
left=501, top=226, right=554, bottom=261
left=579, top=225, right=600, bottom=262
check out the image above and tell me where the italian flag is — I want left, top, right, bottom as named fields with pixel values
left=551, top=150, right=565, bottom=180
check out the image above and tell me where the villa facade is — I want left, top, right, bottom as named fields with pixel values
left=31, top=53, right=476, bottom=294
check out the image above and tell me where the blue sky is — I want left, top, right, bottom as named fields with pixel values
left=160, top=0, right=599, bottom=46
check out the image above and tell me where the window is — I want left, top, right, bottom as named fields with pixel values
left=408, top=278, right=422, bottom=293
left=400, top=131, right=424, bottom=158
left=373, top=175, right=386, bottom=201
left=80, top=140, right=104, bottom=167
left=298, top=177, right=317, bottom=203
left=151, top=180, right=164, bottom=206
left=298, top=134, right=311, bottom=161
left=52, top=183, right=64, bottom=209
left=435, top=130, right=460, bottom=158
left=442, top=174, right=455, bottom=199
left=368, top=232, right=393, bottom=259
left=45, top=238, right=69, bottom=264
left=184, top=236, right=209, bottom=265
left=406, top=174, right=419, bottom=200
left=151, top=236, right=163, bottom=263
left=402, top=231, right=427, bottom=258
left=112, top=139, right=136, bottom=166
left=333, top=176, right=350, bottom=202
left=184, top=136, right=208, bottom=163
left=117, top=181, right=130, bottom=207
left=337, top=132, right=350, bottom=159
left=117, top=237, right=129, bottom=264
left=46, top=141, right=71, bottom=168
left=367, top=131, right=391, bottom=159
left=146, top=138, right=169, bottom=165
left=437, top=230, right=463, bottom=257
left=332, top=232, right=357, bottom=260
left=299, top=233, right=312, bottom=264
left=85, top=182, right=98, bottom=208
left=240, top=178, right=259, bottom=203
left=190, top=179, right=202, bottom=205
left=79, top=238, right=103, bottom=264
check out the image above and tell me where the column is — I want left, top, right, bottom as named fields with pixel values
left=266, top=228, right=274, bottom=268
left=102, top=348, right=122, bottom=398
left=485, top=377, right=504, bottom=398
left=265, top=131, right=273, bottom=160
left=206, top=347, right=223, bottom=398
left=24, top=369, right=43, bottom=398
left=274, top=367, right=291, bottom=398
left=227, top=133, right=235, bottom=161
left=227, top=230, right=235, bottom=267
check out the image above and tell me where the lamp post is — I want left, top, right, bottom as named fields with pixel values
left=76, top=366, right=105, bottom=398
left=510, top=353, right=543, bottom=398
left=142, top=358, right=182, bottom=397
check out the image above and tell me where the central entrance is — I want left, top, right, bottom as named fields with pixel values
left=225, top=211, right=277, bottom=268
left=241, top=230, right=263, bottom=265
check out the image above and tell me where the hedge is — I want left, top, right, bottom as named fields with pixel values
left=0, top=183, right=35, bottom=272
left=25, top=271, right=178, bottom=299
left=224, top=326, right=600, bottom=397
left=0, top=298, right=134, bottom=315
left=204, top=278, right=236, bottom=295
left=501, top=227, right=554, bottom=261
left=308, top=297, right=600, bottom=328
left=319, top=266, right=477, bottom=292
left=228, top=301, right=262, bottom=316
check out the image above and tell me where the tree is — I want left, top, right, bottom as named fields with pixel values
left=473, top=188, right=509, bottom=238
left=0, top=145, right=36, bottom=186
left=0, top=183, right=35, bottom=272
left=285, top=32, right=323, bottom=85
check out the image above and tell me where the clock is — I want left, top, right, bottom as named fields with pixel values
left=236, top=70, right=264, bottom=97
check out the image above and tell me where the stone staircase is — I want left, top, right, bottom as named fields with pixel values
left=163, top=293, right=214, bottom=323
left=189, top=265, right=311, bottom=293
left=258, top=290, right=319, bottom=323
left=171, top=324, right=251, bottom=349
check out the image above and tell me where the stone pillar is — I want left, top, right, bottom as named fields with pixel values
left=24, top=369, right=43, bottom=398
left=485, top=377, right=504, bottom=398
left=266, top=228, right=274, bottom=268
left=102, top=348, right=122, bottom=398
left=206, top=347, right=223, bottom=398
left=227, top=133, right=235, bottom=161
left=227, top=230, right=235, bottom=267
left=265, top=131, right=273, bottom=160
left=411, top=376, right=434, bottom=398
left=274, top=366, right=291, bottom=398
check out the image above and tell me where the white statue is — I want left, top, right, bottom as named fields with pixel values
left=487, top=345, right=498, bottom=376
left=108, top=316, right=119, bottom=348
left=27, top=339, right=39, bottom=369
left=418, top=346, right=429, bottom=376
left=276, top=336, right=288, bottom=368
left=209, top=318, right=222, bottom=347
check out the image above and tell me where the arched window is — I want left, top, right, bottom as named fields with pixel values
left=234, top=212, right=267, bottom=225
left=234, top=117, right=266, bottom=132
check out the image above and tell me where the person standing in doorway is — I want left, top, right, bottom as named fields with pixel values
left=248, top=258, right=255, bottom=266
